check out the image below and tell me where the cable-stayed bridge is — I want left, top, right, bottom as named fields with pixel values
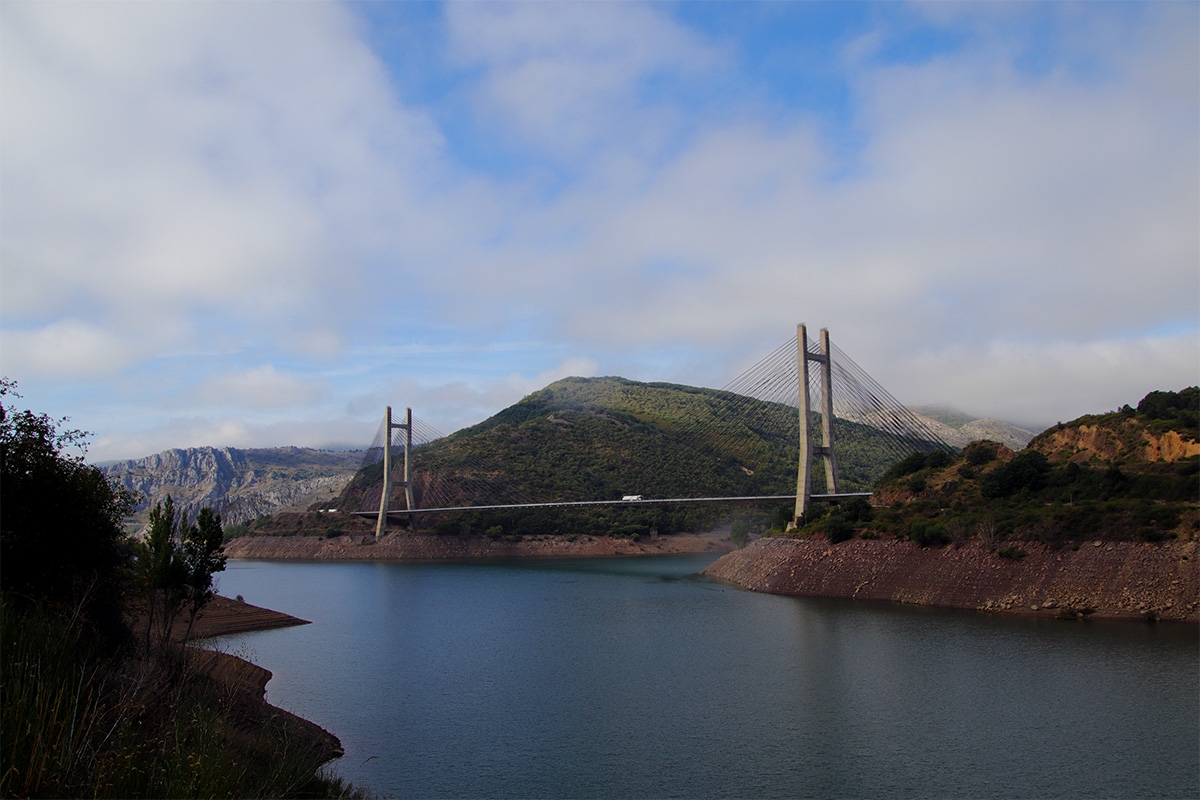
left=352, top=325, right=951, bottom=538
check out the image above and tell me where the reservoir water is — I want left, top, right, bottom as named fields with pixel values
left=213, top=554, right=1198, bottom=799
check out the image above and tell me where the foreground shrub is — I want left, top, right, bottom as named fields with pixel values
left=1, top=598, right=350, bottom=799
left=908, top=519, right=949, bottom=547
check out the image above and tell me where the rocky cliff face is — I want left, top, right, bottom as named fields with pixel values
left=1030, top=420, right=1200, bottom=463
left=102, top=447, right=362, bottom=526
left=704, top=537, right=1199, bottom=622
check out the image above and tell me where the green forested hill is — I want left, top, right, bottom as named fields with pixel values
left=333, top=376, right=941, bottom=536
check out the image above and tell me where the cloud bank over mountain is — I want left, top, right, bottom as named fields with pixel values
left=2, top=2, right=1195, bottom=460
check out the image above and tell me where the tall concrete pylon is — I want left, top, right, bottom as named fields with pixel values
left=794, top=324, right=840, bottom=522
left=375, top=406, right=415, bottom=540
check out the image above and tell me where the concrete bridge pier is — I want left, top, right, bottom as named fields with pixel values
left=375, top=406, right=415, bottom=540
left=794, top=324, right=840, bottom=525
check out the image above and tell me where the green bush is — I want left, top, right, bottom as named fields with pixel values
left=963, top=441, right=999, bottom=466
left=840, top=497, right=873, bottom=523
left=1137, top=387, right=1199, bottom=435
left=222, top=524, right=251, bottom=542
left=924, top=450, right=952, bottom=469
left=1139, top=526, right=1165, bottom=542
left=881, top=452, right=930, bottom=483
left=824, top=515, right=853, bottom=544
left=908, top=518, right=948, bottom=547
left=980, top=451, right=1050, bottom=498
left=998, top=545, right=1027, bottom=559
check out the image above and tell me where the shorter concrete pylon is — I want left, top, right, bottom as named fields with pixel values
left=375, top=407, right=415, bottom=540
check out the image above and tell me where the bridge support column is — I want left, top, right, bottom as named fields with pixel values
left=402, top=407, right=415, bottom=515
left=793, top=325, right=839, bottom=525
left=795, top=325, right=813, bottom=523
left=818, top=328, right=840, bottom=496
left=375, top=407, right=415, bottom=540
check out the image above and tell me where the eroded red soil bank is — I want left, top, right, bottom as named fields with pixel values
left=703, top=537, right=1199, bottom=622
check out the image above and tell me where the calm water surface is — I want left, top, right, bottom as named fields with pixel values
left=212, top=555, right=1198, bottom=799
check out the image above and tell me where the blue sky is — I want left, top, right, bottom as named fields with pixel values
left=2, top=1, right=1196, bottom=462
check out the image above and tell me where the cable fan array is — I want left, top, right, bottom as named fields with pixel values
left=718, top=335, right=951, bottom=464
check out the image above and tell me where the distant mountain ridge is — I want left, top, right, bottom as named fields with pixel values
left=910, top=405, right=1037, bottom=450
left=101, top=446, right=362, bottom=526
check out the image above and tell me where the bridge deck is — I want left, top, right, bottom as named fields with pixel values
left=353, top=493, right=872, bottom=517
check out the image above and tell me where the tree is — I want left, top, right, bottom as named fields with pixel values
left=139, top=497, right=189, bottom=650
left=730, top=519, right=749, bottom=548
left=182, top=507, right=227, bottom=642
left=0, top=380, right=135, bottom=634
left=137, top=496, right=227, bottom=650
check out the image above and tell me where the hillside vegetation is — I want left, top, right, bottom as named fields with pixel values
left=790, top=387, right=1199, bottom=546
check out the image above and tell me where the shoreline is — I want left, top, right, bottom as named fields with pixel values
left=186, top=597, right=344, bottom=769
left=222, top=530, right=734, bottom=561
left=703, top=536, right=1200, bottom=623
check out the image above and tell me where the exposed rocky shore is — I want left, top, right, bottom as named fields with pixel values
left=703, top=536, right=1199, bottom=622
left=187, top=598, right=343, bottom=768
left=224, top=530, right=733, bottom=560
left=186, top=594, right=311, bottom=639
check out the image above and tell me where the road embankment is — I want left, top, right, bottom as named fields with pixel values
left=703, top=537, right=1199, bottom=622
left=223, top=531, right=733, bottom=561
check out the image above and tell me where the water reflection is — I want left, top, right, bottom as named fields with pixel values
left=214, top=556, right=1198, bottom=799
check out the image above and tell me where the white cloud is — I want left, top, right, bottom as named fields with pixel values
left=4, top=2, right=1196, bottom=460
left=480, top=3, right=1198, bottom=373
left=1, top=0, right=454, bottom=339
left=89, top=414, right=370, bottom=464
left=446, top=2, right=721, bottom=158
left=901, top=332, right=1200, bottom=429
left=192, top=366, right=328, bottom=410
left=369, top=356, right=602, bottom=435
left=0, top=320, right=141, bottom=378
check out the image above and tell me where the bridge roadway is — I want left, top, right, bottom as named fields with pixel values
left=354, top=492, right=873, bottom=518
